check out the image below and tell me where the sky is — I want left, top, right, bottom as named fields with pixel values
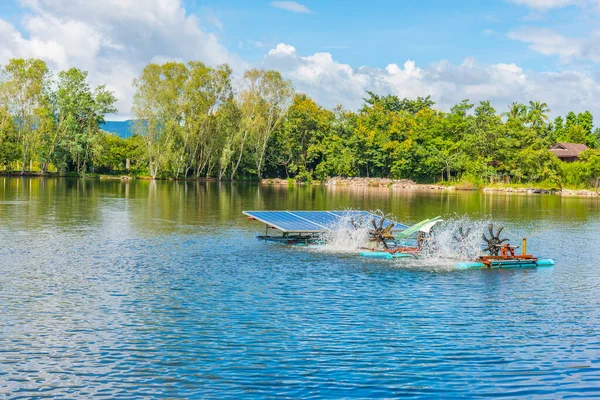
left=0, top=0, right=599, bottom=120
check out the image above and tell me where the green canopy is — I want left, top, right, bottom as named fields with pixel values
left=396, top=216, right=441, bottom=239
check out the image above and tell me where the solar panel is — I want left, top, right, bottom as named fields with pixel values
left=244, top=211, right=324, bottom=232
left=292, top=211, right=342, bottom=227
left=243, top=210, right=408, bottom=233
left=330, top=210, right=405, bottom=231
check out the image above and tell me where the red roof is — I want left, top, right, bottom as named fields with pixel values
left=550, top=142, right=588, bottom=158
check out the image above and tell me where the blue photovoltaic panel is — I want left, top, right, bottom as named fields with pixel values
left=330, top=211, right=408, bottom=231
left=291, top=211, right=341, bottom=228
left=244, top=210, right=408, bottom=233
left=244, top=211, right=324, bottom=232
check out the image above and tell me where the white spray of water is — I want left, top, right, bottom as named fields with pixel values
left=313, top=212, right=497, bottom=269
left=316, top=210, right=373, bottom=253
left=402, top=216, right=493, bottom=269
left=421, top=216, right=491, bottom=261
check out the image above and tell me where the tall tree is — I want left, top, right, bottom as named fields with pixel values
left=0, top=104, right=20, bottom=169
left=133, top=62, right=188, bottom=179
left=2, top=58, right=50, bottom=173
left=272, top=93, right=332, bottom=177
left=49, top=68, right=117, bottom=176
left=577, top=111, right=593, bottom=135
left=527, top=100, right=550, bottom=129
left=241, top=69, right=293, bottom=179
left=565, top=111, right=577, bottom=130
left=505, top=102, right=526, bottom=123
left=579, top=149, right=600, bottom=190
left=133, top=61, right=237, bottom=179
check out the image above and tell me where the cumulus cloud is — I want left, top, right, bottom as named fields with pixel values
left=262, top=43, right=600, bottom=118
left=0, top=0, right=243, bottom=119
left=3, top=1, right=600, bottom=120
left=270, top=1, right=312, bottom=13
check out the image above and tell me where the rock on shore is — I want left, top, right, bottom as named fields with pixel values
left=261, top=177, right=449, bottom=190
left=483, top=187, right=599, bottom=196
left=261, top=177, right=599, bottom=197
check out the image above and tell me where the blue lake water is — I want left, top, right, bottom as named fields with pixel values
left=1, top=178, right=600, bottom=398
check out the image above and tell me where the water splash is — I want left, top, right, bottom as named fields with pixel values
left=421, top=216, right=491, bottom=261
left=389, top=216, right=492, bottom=270
left=316, top=210, right=373, bottom=253
left=316, top=212, right=497, bottom=268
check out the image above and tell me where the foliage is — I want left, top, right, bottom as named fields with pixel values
left=1, top=58, right=51, bottom=173
left=49, top=68, right=117, bottom=176
left=1, top=57, right=600, bottom=190
left=578, top=149, right=600, bottom=190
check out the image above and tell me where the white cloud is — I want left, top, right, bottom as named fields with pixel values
left=509, top=0, right=600, bottom=11
left=507, top=27, right=600, bottom=62
left=263, top=42, right=600, bottom=118
left=268, top=43, right=298, bottom=56
left=3, top=1, right=600, bottom=121
left=0, top=0, right=244, bottom=119
left=509, top=0, right=576, bottom=9
left=270, top=1, right=311, bottom=13
left=507, top=27, right=581, bottom=60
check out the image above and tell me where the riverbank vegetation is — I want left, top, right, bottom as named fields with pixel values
left=1, top=57, right=600, bottom=189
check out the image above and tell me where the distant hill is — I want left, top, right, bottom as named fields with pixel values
left=101, top=120, right=134, bottom=138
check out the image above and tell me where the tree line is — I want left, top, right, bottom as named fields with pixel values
left=1, top=58, right=600, bottom=188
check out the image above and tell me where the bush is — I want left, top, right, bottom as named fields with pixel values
left=454, top=174, right=482, bottom=190
left=295, top=170, right=313, bottom=184
left=561, top=162, right=585, bottom=188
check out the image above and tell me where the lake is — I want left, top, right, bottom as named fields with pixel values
left=1, top=178, right=600, bottom=398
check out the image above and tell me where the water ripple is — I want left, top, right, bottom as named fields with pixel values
left=1, top=181, right=600, bottom=398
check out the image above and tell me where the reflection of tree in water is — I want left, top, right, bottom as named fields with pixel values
left=1, top=178, right=599, bottom=237
left=0, top=177, right=105, bottom=230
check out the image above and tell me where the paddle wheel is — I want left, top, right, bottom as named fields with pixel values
left=459, top=223, right=551, bottom=269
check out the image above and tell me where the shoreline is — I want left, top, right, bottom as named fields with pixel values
left=262, top=177, right=600, bottom=197
left=2, top=173, right=598, bottom=197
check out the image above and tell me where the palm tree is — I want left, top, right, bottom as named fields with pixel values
left=527, top=100, right=550, bottom=128
left=505, top=102, right=526, bottom=122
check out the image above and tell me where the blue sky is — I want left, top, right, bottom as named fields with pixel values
left=0, top=0, right=599, bottom=119
left=183, top=0, right=592, bottom=69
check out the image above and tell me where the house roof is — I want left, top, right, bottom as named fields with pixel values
left=550, top=142, right=589, bottom=158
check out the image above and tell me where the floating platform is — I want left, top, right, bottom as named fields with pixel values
left=245, top=210, right=555, bottom=270
left=456, top=259, right=555, bottom=269
left=359, top=251, right=416, bottom=259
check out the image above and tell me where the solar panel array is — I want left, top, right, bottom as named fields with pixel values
left=243, top=210, right=408, bottom=233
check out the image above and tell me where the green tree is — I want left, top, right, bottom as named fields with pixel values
left=132, top=62, right=188, bottom=179
left=577, top=111, right=593, bottom=135
left=216, top=97, right=241, bottom=180
left=50, top=68, right=117, bottom=176
left=2, top=58, right=51, bottom=173
left=579, top=149, right=600, bottom=190
left=236, top=69, right=293, bottom=179
left=505, top=102, right=527, bottom=123
left=565, top=111, right=577, bottom=130
left=313, top=106, right=358, bottom=178
left=95, top=133, right=145, bottom=174
left=362, top=91, right=434, bottom=115
left=0, top=106, right=20, bottom=168
left=270, top=94, right=332, bottom=177
left=527, top=100, right=550, bottom=129
left=564, top=125, right=596, bottom=148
